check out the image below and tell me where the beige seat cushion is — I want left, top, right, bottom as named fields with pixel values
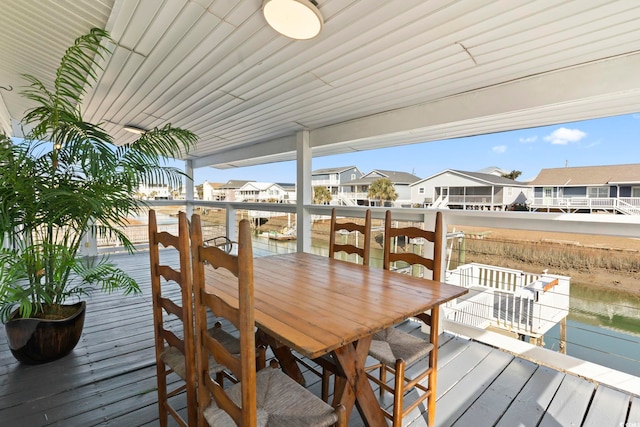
left=204, top=367, right=339, bottom=427
left=160, top=326, right=241, bottom=379
left=369, top=327, right=434, bottom=366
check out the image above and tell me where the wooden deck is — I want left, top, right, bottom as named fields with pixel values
left=1, top=251, right=639, bottom=426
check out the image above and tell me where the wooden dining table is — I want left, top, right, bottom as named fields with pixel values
left=204, top=252, right=468, bottom=426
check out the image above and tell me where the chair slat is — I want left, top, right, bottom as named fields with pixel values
left=148, top=209, right=197, bottom=427
left=366, top=210, right=443, bottom=427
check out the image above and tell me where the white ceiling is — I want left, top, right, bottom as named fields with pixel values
left=1, top=0, right=639, bottom=170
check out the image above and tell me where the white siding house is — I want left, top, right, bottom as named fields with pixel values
left=236, top=182, right=295, bottom=203
left=410, top=169, right=530, bottom=210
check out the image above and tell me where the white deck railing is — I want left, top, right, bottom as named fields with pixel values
left=444, top=263, right=571, bottom=337
left=77, top=201, right=640, bottom=382
left=530, top=196, right=640, bottom=214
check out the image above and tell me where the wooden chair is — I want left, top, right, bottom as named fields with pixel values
left=149, top=210, right=242, bottom=427
left=300, top=208, right=373, bottom=403
left=328, top=208, right=371, bottom=265
left=365, top=210, right=444, bottom=427
left=190, top=215, right=346, bottom=427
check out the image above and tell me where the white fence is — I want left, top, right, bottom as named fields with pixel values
left=444, top=263, right=570, bottom=337
left=530, top=197, right=640, bottom=215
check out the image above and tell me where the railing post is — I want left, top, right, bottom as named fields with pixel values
left=226, top=206, right=237, bottom=242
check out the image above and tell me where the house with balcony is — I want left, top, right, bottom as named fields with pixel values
left=236, top=181, right=295, bottom=203
left=203, top=180, right=254, bottom=202
left=311, top=166, right=362, bottom=203
left=136, top=182, right=172, bottom=200
left=528, top=164, right=640, bottom=215
left=410, top=169, right=531, bottom=210
left=340, top=169, right=421, bottom=206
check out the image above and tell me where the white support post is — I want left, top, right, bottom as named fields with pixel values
left=226, top=207, right=237, bottom=242
left=185, top=160, right=194, bottom=218
left=78, top=225, right=98, bottom=257
left=296, top=130, right=312, bottom=253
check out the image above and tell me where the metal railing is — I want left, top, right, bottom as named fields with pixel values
left=96, top=201, right=640, bottom=385
left=530, top=196, right=640, bottom=214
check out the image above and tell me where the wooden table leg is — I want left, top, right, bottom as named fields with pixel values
left=332, top=335, right=387, bottom=427
left=255, top=329, right=306, bottom=385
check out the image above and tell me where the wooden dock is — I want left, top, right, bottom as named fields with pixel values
left=1, top=251, right=638, bottom=426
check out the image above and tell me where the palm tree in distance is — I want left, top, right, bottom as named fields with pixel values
left=367, top=177, right=398, bottom=207
left=313, top=186, right=333, bottom=204
left=502, top=170, right=522, bottom=180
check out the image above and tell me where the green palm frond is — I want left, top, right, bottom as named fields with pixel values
left=0, top=28, right=197, bottom=322
left=22, top=28, right=112, bottom=141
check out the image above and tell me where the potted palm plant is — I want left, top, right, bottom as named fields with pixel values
left=0, top=28, right=197, bottom=364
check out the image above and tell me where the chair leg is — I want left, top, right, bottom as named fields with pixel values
left=257, top=345, right=267, bottom=370
left=215, top=371, right=225, bottom=386
left=392, top=359, right=405, bottom=427
left=379, top=363, right=387, bottom=397
left=322, top=368, right=331, bottom=402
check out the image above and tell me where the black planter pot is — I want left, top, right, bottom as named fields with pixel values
left=4, top=301, right=86, bottom=364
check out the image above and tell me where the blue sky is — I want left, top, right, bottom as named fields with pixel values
left=190, top=113, right=640, bottom=184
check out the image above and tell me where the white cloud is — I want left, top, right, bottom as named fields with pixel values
left=519, top=136, right=537, bottom=143
left=543, top=127, right=587, bottom=145
left=492, top=145, right=507, bottom=153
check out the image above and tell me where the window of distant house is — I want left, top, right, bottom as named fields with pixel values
left=351, top=173, right=356, bottom=180
left=587, top=187, right=609, bottom=198
left=632, top=187, right=640, bottom=197
left=419, top=188, right=425, bottom=194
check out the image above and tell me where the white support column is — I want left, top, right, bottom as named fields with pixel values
left=226, top=207, right=237, bottom=242
left=78, top=225, right=98, bottom=257
left=185, top=160, right=194, bottom=218
left=296, top=130, right=312, bottom=253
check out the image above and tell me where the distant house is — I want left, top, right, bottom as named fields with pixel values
left=528, top=164, right=640, bottom=215
left=410, top=169, right=530, bottom=210
left=236, top=182, right=295, bottom=203
left=312, top=166, right=362, bottom=202
left=202, top=181, right=224, bottom=201
left=340, top=169, right=420, bottom=207
left=205, top=180, right=255, bottom=202
left=136, top=182, right=172, bottom=200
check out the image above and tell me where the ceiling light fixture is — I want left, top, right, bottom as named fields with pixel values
left=262, top=0, right=323, bottom=40
left=123, top=124, right=147, bottom=135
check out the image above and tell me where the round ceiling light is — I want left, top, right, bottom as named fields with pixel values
left=262, top=0, right=323, bottom=40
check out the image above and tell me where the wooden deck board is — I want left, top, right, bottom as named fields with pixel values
left=495, top=365, right=565, bottom=426
left=452, top=357, right=538, bottom=426
left=435, top=347, right=513, bottom=426
left=629, top=395, right=640, bottom=423
left=0, top=250, right=638, bottom=426
left=538, top=374, right=595, bottom=427
left=582, top=385, right=630, bottom=427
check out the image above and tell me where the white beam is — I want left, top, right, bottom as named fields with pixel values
left=196, top=52, right=640, bottom=168
left=296, top=131, right=311, bottom=253
left=191, top=135, right=296, bottom=169
left=311, top=53, right=640, bottom=148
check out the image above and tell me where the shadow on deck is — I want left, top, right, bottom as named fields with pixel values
left=1, top=251, right=638, bottom=426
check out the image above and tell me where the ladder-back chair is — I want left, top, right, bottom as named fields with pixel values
left=302, top=208, right=373, bottom=402
left=191, top=215, right=345, bottom=426
left=149, top=210, right=243, bottom=426
left=149, top=210, right=198, bottom=426
left=365, top=210, right=444, bottom=427
left=328, top=208, right=371, bottom=265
